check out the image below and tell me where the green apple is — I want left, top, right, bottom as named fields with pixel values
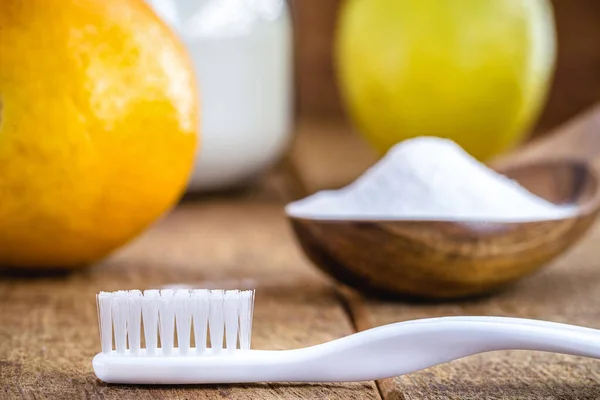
left=335, top=0, right=556, bottom=160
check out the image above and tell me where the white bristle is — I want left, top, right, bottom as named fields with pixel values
left=159, top=289, right=176, bottom=356
left=127, top=290, right=142, bottom=355
left=97, top=292, right=113, bottom=354
left=209, top=290, right=225, bottom=353
left=112, top=291, right=128, bottom=354
left=142, top=290, right=160, bottom=355
left=191, top=289, right=209, bottom=354
left=239, top=290, right=255, bottom=350
left=96, top=288, right=255, bottom=356
left=224, top=290, right=240, bottom=352
left=174, top=290, right=192, bottom=356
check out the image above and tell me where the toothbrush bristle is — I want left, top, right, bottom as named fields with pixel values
left=239, top=289, right=255, bottom=350
left=191, top=289, right=209, bottom=354
left=224, top=290, right=240, bottom=352
left=127, top=290, right=142, bottom=355
left=159, top=289, right=176, bottom=356
left=112, top=291, right=128, bottom=354
left=174, top=290, right=192, bottom=356
left=208, top=290, right=225, bottom=354
left=97, top=292, right=113, bottom=354
left=96, top=288, right=255, bottom=356
left=141, top=290, right=160, bottom=355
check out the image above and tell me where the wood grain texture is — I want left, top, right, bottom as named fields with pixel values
left=290, top=213, right=597, bottom=301
left=289, top=157, right=600, bottom=300
left=287, top=115, right=600, bottom=398
left=0, top=197, right=379, bottom=399
left=347, top=220, right=600, bottom=399
left=4, top=112, right=600, bottom=399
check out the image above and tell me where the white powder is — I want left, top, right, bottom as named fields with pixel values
left=285, top=136, right=576, bottom=222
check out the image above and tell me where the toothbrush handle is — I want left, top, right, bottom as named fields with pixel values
left=292, top=316, right=600, bottom=382
left=92, top=316, right=600, bottom=384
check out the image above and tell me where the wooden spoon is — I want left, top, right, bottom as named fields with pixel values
left=287, top=105, right=600, bottom=300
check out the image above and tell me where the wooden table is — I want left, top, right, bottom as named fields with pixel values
left=2, top=119, right=600, bottom=399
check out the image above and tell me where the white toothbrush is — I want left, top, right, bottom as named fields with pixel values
left=93, top=289, right=600, bottom=384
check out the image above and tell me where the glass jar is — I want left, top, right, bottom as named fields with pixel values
left=145, top=0, right=293, bottom=191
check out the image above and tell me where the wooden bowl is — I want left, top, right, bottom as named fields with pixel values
left=287, top=159, right=600, bottom=300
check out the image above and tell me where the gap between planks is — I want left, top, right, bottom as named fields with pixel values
left=336, top=285, right=403, bottom=400
left=281, top=123, right=385, bottom=399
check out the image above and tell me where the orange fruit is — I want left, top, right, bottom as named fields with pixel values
left=0, top=0, right=199, bottom=269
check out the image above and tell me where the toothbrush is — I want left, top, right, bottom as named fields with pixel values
left=93, top=289, right=600, bottom=385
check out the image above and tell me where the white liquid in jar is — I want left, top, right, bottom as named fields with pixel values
left=146, top=0, right=293, bottom=191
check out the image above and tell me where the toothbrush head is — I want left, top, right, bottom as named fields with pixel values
left=96, top=288, right=255, bottom=356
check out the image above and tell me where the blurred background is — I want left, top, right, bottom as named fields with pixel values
left=1, top=0, right=598, bottom=273
left=291, top=0, right=600, bottom=135
left=150, top=0, right=600, bottom=195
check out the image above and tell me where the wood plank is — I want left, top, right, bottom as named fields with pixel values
left=347, top=223, right=600, bottom=399
left=0, top=194, right=379, bottom=398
